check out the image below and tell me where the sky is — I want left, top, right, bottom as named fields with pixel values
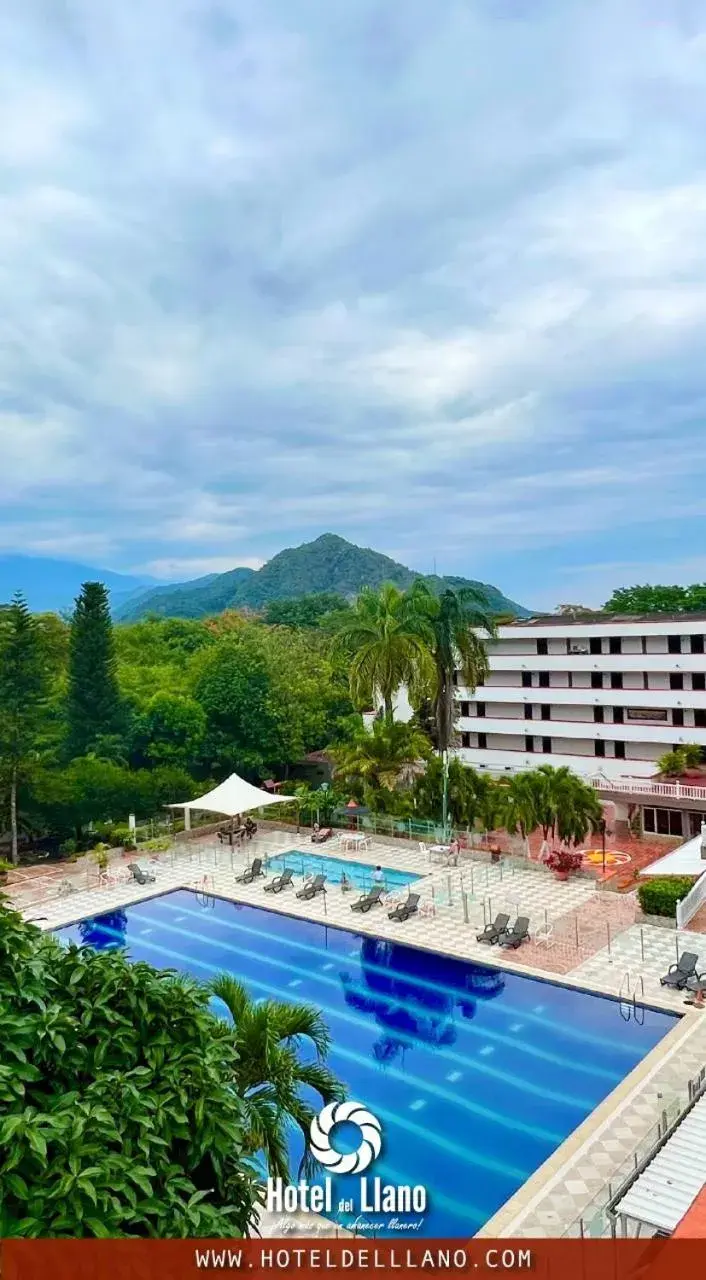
left=2, top=1, right=706, bottom=611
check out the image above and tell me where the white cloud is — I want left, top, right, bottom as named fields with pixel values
left=1, top=0, right=706, bottom=603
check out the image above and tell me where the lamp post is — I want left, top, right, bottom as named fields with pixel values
left=441, top=750, right=449, bottom=841
left=599, top=817, right=607, bottom=879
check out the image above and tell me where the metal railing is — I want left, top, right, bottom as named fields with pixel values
left=590, top=775, right=706, bottom=802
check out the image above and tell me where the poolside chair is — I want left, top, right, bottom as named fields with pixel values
left=388, top=892, right=420, bottom=923
left=236, top=858, right=264, bottom=885
left=127, top=862, right=156, bottom=885
left=351, top=884, right=385, bottom=913
left=264, top=868, right=294, bottom=894
left=476, top=913, right=510, bottom=945
left=661, top=952, right=699, bottom=989
left=296, top=873, right=327, bottom=900
left=499, top=916, right=530, bottom=949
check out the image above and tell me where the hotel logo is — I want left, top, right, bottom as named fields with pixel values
left=309, top=1100, right=382, bottom=1174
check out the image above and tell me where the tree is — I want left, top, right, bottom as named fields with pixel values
left=331, top=584, right=433, bottom=722
left=0, top=902, right=259, bottom=1237
left=330, top=718, right=431, bottom=795
left=529, top=765, right=603, bottom=846
left=66, top=583, right=124, bottom=758
left=210, top=975, right=344, bottom=1181
left=657, top=745, right=704, bottom=777
left=604, top=584, right=706, bottom=614
left=262, top=593, right=349, bottom=629
left=0, top=593, right=49, bottom=863
left=406, top=583, right=495, bottom=754
left=129, top=691, right=207, bottom=769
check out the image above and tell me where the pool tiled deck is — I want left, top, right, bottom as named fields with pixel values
left=10, top=829, right=706, bottom=1240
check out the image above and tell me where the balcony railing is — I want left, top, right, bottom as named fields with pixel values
left=590, top=775, right=706, bottom=802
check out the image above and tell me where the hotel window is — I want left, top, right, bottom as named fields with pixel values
left=521, top=672, right=532, bottom=688
left=477, top=732, right=487, bottom=749
left=668, top=636, right=682, bottom=654
left=594, top=707, right=604, bottom=723
left=452, top=670, right=459, bottom=686
left=537, top=639, right=548, bottom=655
left=590, top=637, right=601, bottom=655
left=538, top=672, right=550, bottom=688
left=641, top=636, right=647, bottom=654
left=613, top=706, right=624, bottom=724
left=643, top=673, right=650, bottom=689
left=693, top=674, right=706, bottom=691
left=609, top=637, right=622, bottom=655
left=691, top=635, right=705, bottom=655
left=542, top=737, right=552, bottom=754
left=476, top=701, right=486, bottom=718
left=643, top=807, right=683, bottom=837
left=695, top=711, right=706, bottom=729
left=594, top=741, right=605, bottom=757
left=614, top=741, right=626, bottom=759
left=591, top=673, right=603, bottom=689
left=541, top=704, right=551, bottom=720
left=524, top=705, right=533, bottom=720
left=673, top=709, right=684, bottom=727
left=670, top=674, right=684, bottom=690
left=460, top=701, right=470, bottom=716
left=525, top=736, right=535, bottom=752
left=610, top=672, right=623, bottom=689
left=461, top=732, right=470, bottom=748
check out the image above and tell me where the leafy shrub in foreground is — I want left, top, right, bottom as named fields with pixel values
left=637, top=876, right=697, bottom=918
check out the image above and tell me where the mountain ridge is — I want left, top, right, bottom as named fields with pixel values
left=0, top=555, right=156, bottom=614
left=115, top=533, right=530, bottom=621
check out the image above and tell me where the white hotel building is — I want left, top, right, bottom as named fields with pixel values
left=454, top=613, right=706, bottom=840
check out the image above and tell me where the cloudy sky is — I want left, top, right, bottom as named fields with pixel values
left=2, top=0, right=706, bottom=610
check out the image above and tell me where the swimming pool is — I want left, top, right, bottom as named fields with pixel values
left=56, top=890, right=677, bottom=1237
left=265, top=850, right=419, bottom=892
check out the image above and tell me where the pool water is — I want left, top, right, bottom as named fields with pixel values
left=56, top=890, right=677, bottom=1237
left=265, top=850, right=419, bottom=892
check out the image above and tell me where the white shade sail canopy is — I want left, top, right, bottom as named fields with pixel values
left=167, top=772, right=296, bottom=819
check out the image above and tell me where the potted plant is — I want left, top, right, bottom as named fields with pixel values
left=92, top=844, right=110, bottom=876
left=489, top=845, right=503, bottom=864
left=546, top=848, right=582, bottom=882
left=0, top=858, right=13, bottom=886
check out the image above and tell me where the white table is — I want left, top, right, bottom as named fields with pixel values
left=429, top=844, right=451, bottom=857
left=340, top=833, right=370, bottom=852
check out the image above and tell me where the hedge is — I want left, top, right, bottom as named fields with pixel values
left=637, top=876, right=697, bottom=918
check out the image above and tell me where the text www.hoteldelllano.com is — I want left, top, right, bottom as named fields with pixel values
left=193, top=1245, right=534, bottom=1270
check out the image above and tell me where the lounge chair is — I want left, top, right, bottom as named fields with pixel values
left=476, top=912, right=510, bottom=945
left=264, top=868, right=294, bottom=893
left=296, top=874, right=327, bottom=900
left=661, top=952, right=699, bottom=989
left=236, top=858, right=264, bottom=885
left=311, top=827, right=333, bottom=844
left=351, top=884, right=385, bottom=913
left=388, top=892, right=420, bottom=923
left=499, top=916, right=530, bottom=949
left=127, top=862, right=156, bottom=885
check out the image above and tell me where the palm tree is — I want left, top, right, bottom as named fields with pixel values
left=210, top=975, right=344, bottom=1181
left=498, top=773, right=541, bottom=853
left=406, top=583, right=495, bottom=754
left=330, top=718, right=431, bottom=794
left=331, top=584, right=433, bottom=723
left=530, top=765, right=603, bottom=847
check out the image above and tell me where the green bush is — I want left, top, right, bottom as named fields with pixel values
left=637, top=876, right=696, bottom=918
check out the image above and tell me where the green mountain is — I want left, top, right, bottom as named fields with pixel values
left=115, top=534, right=530, bottom=621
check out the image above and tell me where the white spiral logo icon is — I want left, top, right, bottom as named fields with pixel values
left=309, top=1101, right=382, bottom=1174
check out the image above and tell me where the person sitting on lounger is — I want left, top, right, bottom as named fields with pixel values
left=311, top=824, right=333, bottom=843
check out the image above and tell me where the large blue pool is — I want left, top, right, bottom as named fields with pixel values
left=56, top=890, right=677, bottom=1237
left=265, top=850, right=419, bottom=892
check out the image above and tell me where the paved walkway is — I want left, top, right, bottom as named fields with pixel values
left=8, top=828, right=706, bottom=1239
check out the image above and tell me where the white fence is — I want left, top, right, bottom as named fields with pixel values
left=677, top=868, right=706, bottom=928
left=590, top=775, right=706, bottom=802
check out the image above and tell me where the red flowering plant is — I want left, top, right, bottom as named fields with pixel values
left=546, top=848, right=583, bottom=874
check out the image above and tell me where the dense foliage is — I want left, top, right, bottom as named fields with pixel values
left=0, top=592, right=355, bottom=856
left=637, top=877, right=697, bottom=918
left=604, top=584, right=706, bottom=613
left=0, top=901, right=260, bottom=1237
left=657, top=745, right=704, bottom=776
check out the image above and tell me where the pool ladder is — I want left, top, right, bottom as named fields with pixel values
left=619, top=971, right=645, bottom=1024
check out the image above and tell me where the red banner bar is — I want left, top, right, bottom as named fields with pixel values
left=2, top=1238, right=706, bottom=1280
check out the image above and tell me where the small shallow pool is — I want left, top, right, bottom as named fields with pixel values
left=265, top=850, right=419, bottom=892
